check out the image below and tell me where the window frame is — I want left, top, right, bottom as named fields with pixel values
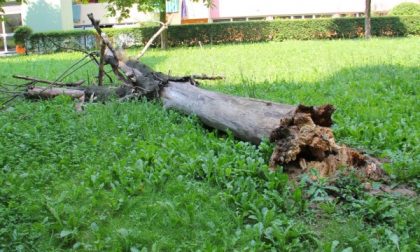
left=0, top=12, right=22, bottom=53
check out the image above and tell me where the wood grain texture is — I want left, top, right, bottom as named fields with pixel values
left=161, top=81, right=296, bottom=144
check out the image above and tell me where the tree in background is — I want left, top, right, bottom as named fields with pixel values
left=389, top=2, right=420, bottom=16
left=105, top=0, right=212, bottom=49
left=365, top=0, right=371, bottom=39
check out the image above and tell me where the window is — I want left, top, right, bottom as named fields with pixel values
left=213, top=19, right=231, bottom=23
left=0, top=37, right=4, bottom=52
left=0, top=13, right=22, bottom=52
left=6, top=35, right=15, bottom=51
left=248, top=17, right=265, bottom=21
left=232, top=17, right=246, bottom=22
left=3, top=1, right=20, bottom=6
left=4, top=14, right=22, bottom=33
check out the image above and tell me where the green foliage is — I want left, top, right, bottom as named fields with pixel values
left=28, top=29, right=96, bottom=53
left=13, top=26, right=33, bottom=46
left=164, top=16, right=419, bottom=46
left=389, top=2, right=420, bottom=16
left=28, top=16, right=420, bottom=53
left=0, top=38, right=419, bottom=250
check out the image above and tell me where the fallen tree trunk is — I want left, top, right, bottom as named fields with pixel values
left=12, top=13, right=386, bottom=181
left=161, top=82, right=383, bottom=179
left=24, top=80, right=384, bottom=180
left=161, top=81, right=306, bottom=144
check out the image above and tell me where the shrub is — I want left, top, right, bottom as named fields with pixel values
left=29, top=29, right=97, bottom=53
left=165, top=16, right=419, bottom=46
left=28, top=16, right=420, bottom=53
left=389, top=2, right=420, bottom=16
left=13, top=26, right=33, bottom=46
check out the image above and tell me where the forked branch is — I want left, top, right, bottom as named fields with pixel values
left=137, top=15, right=174, bottom=59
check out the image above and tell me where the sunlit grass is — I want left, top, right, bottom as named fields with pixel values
left=0, top=37, right=419, bottom=251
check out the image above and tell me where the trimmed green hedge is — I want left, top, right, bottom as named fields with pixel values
left=165, top=16, right=420, bottom=46
left=29, top=16, right=420, bottom=53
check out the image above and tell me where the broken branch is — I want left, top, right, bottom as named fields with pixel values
left=98, top=42, right=107, bottom=86
left=137, top=15, right=174, bottom=59
left=13, top=75, right=85, bottom=87
left=191, top=74, right=225, bottom=80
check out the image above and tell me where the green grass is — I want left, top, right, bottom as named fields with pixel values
left=0, top=38, right=419, bottom=251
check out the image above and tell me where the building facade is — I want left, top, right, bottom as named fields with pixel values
left=180, top=0, right=419, bottom=23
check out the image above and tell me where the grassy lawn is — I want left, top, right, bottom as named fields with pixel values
left=0, top=38, right=419, bottom=251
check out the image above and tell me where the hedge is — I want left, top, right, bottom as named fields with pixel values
left=165, top=16, right=420, bottom=46
left=29, top=16, right=419, bottom=53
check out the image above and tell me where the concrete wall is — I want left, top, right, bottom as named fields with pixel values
left=21, top=0, right=73, bottom=32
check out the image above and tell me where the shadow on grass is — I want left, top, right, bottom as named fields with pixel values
left=0, top=54, right=417, bottom=180
left=207, top=64, right=419, bottom=180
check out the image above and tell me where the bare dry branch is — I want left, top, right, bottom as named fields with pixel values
left=98, top=42, right=107, bottom=86
left=137, top=15, right=174, bottom=59
left=13, top=75, right=85, bottom=87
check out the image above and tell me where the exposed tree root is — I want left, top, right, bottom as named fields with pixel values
left=269, top=105, right=386, bottom=181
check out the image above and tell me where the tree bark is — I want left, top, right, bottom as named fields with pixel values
left=98, top=42, right=106, bottom=86
left=365, top=0, right=372, bottom=39
left=25, top=87, right=85, bottom=99
left=161, top=81, right=297, bottom=144
left=160, top=6, right=168, bottom=50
